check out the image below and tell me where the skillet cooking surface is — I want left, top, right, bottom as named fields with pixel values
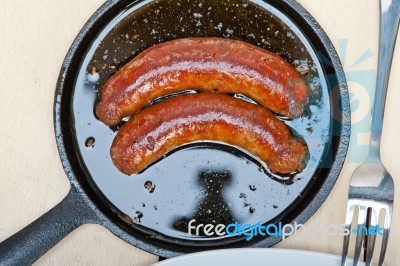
left=69, top=0, right=348, bottom=247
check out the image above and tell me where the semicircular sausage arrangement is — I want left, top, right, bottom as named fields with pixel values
left=95, top=37, right=309, bottom=175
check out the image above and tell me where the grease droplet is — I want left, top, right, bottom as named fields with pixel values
left=144, top=181, right=156, bottom=193
left=133, top=211, right=143, bottom=223
left=85, top=137, right=95, bottom=148
left=249, top=185, right=257, bottom=191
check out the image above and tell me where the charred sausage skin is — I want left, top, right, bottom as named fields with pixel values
left=96, top=37, right=308, bottom=126
left=111, top=93, right=307, bottom=175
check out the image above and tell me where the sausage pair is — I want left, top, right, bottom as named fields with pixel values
left=96, top=37, right=308, bottom=175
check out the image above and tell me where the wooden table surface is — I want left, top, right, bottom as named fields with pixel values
left=0, top=0, right=399, bottom=265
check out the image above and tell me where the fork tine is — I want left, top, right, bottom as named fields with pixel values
left=353, top=205, right=367, bottom=266
left=378, top=205, right=393, bottom=266
left=365, top=207, right=379, bottom=266
left=378, top=228, right=390, bottom=266
left=341, top=203, right=356, bottom=266
left=341, top=224, right=352, bottom=266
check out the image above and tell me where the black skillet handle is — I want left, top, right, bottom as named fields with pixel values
left=0, top=186, right=98, bottom=265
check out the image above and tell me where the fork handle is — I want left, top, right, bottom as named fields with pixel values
left=369, top=0, right=400, bottom=160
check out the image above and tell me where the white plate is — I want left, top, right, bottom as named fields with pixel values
left=152, top=248, right=365, bottom=266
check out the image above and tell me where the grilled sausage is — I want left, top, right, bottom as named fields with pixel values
left=111, top=93, right=307, bottom=175
left=96, top=37, right=308, bottom=126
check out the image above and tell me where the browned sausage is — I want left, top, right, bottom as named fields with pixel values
left=96, top=37, right=308, bottom=126
left=111, top=93, right=308, bottom=175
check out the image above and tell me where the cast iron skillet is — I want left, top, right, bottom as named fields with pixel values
left=0, top=0, right=350, bottom=264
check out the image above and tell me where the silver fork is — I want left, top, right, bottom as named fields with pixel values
left=341, top=0, right=400, bottom=265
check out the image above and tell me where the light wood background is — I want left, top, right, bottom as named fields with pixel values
left=0, top=0, right=399, bottom=265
